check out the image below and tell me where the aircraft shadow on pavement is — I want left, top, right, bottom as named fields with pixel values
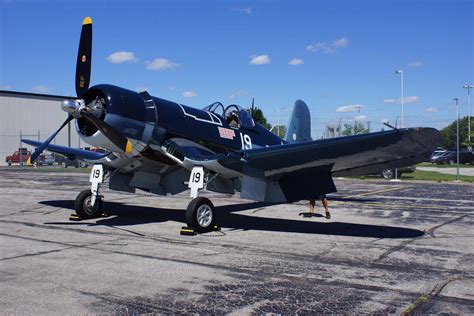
left=39, top=200, right=423, bottom=239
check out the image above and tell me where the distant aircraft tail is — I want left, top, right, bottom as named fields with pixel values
left=284, top=99, right=312, bottom=142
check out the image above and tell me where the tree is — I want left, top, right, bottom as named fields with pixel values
left=247, top=106, right=286, bottom=137
left=247, top=106, right=271, bottom=130
left=271, top=125, right=287, bottom=138
left=342, top=121, right=370, bottom=136
left=440, top=116, right=474, bottom=149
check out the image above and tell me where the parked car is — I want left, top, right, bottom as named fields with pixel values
left=37, top=154, right=55, bottom=166
left=429, top=151, right=450, bottom=163
left=61, top=158, right=87, bottom=168
left=381, top=165, right=416, bottom=179
left=459, top=151, right=474, bottom=164
left=5, top=148, right=31, bottom=166
left=429, top=147, right=447, bottom=160
left=430, top=151, right=474, bottom=165
left=89, top=147, right=107, bottom=153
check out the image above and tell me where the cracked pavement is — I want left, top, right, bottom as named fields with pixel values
left=0, top=169, right=473, bottom=314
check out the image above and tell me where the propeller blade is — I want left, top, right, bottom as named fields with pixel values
left=251, top=97, right=255, bottom=118
left=29, top=115, right=74, bottom=163
left=80, top=111, right=132, bottom=153
left=76, top=17, right=92, bottom=98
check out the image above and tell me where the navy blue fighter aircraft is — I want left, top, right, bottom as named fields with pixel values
left=21, top=17, right=440, bottom=232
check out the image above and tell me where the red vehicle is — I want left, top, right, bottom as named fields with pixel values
left=5, top=148, right=31, bottom=166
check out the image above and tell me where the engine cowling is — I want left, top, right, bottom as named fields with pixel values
left=76, top=84, right=147, bottom=151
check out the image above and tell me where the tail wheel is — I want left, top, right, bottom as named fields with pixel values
left=74, top=189, right=102, bottom=219
left=186, top=197, right=215, bottom=233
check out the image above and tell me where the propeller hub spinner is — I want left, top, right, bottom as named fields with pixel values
left=61, top=100, right=83, bottom=117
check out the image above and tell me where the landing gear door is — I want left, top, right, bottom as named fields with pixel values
left=188, top=166, right=205, bottom=198
left=89, top=164, right=104, bottom=207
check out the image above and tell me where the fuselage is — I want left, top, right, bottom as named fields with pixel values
left=77, top=84, right=283, bottom=154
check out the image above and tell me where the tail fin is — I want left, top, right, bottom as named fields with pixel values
left=284, top=99, right=312, bottom=142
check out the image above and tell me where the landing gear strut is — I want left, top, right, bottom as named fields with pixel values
left=183, top=166, right=218, bottom=233
left=74, top=164, right=105, bottom=219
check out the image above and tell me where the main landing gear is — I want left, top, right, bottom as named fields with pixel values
left=75, top=189, right=103, bottom=219
left=73, top=164, right=219, bottom=234
left=74, top=164, right=105, bottom=219
left=185, top=197, right=216, bottom=233
left=183, top=166, right=218, bottom=234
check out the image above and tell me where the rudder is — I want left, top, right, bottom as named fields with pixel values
left=284, top=99, right=312, bottom=142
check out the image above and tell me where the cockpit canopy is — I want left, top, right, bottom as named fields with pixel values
left=202, top=102, right=255, bottom=128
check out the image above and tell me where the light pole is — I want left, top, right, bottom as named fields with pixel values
left=391, top=70, right=404, bottom=182
left=454, top=97, right=459, bottom=181
left=274, top=107, right=291, bottom=138
left=463, top=84, right=473, bottom=150
left=276, top=107, right=280, bottom=137
left=396, top=70, right=404, bottom=128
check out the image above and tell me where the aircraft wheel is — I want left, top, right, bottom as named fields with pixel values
left=75, top=189, right=103, bottom=219
left=7, top=160, right=12, bottom=166
left=186, top=197, right=215, bottom=233
left=382, top=168, right=394, bottom=179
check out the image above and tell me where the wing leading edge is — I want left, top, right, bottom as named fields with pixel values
left=22, top=139, right=109, bottom=161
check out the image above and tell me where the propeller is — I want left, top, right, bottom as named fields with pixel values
left=29, top=116, right=74, bottom=163
left=27, top=17, right=132, bottom=163
left=76, top=17, right=92, bottom=98
left=250, top=97, right=255, bottom=119
left=80, top=111, right=132, bottom=153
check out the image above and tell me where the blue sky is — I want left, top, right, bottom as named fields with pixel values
left=1, top=0, right=473, bottom=138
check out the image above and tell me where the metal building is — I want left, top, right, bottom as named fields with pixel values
left=0, top=91, right=81, bottom=166
left=325, top=124, right=342, bottom=139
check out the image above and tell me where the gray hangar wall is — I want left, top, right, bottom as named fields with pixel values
left=0, top=92, right=82, bottom=166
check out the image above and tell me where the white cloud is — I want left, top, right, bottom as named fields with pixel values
left=288, top=58, right=304, bottom=65
left=0, top=84, right=12, bottom=90
left=182, top=91, right=197, bottom=98
left=32, top=85, right=53, bottom=93
left=306, top=42, right=325, bottom=52
left=229, top=89, right=249, bottom=99
left=332, top=37, right=349, bottom=48
left=355, top=115, right=367, bottom=121
left=145, top=58, right=179, bottom=70
left=106, top=51, right=138, bottom=64
left=425, top=107, right=438, bottom=113
left=384, top=96, right=419, bottom=104
left=336, top=104, right=363, bottom=113
left=232, top=7, right=252, bottom=15
left=408, top=60, right=424, bottom=68
left=249, top=54, right=271, bottom=65
left=306, top=37, right=349, bottom=54
left=383, top=98, right=397, bottom=104
left=135, top=87, right=149, bottom=92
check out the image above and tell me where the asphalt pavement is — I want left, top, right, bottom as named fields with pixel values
left=0, top=169, right=473, bottom=314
